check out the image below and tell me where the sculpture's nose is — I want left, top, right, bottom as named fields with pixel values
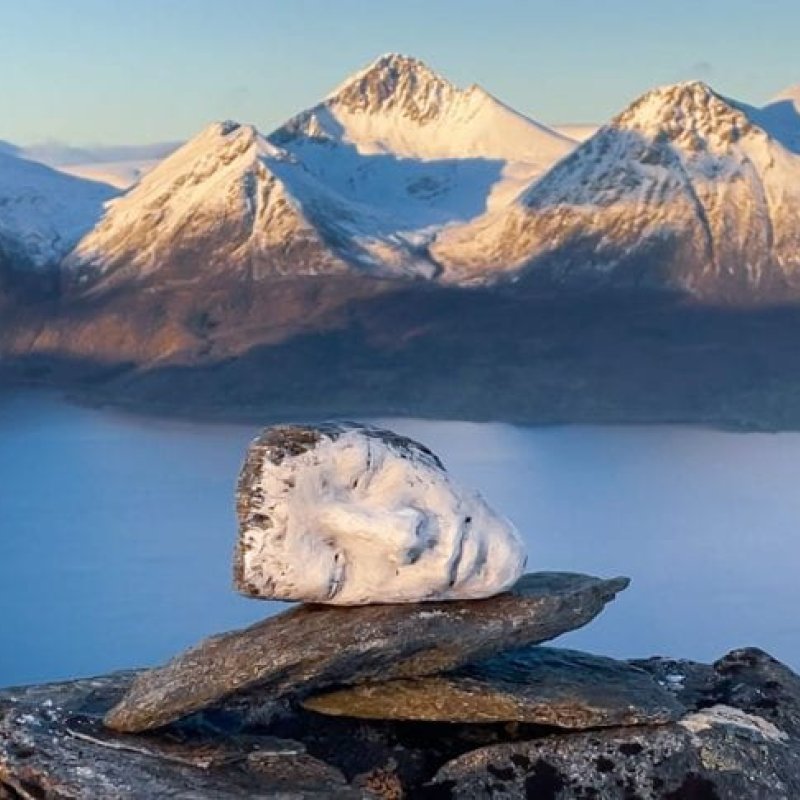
left=315, top=502, right=426, bottom=562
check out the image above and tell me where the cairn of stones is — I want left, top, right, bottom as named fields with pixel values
left=1, top=424, right=799, bottom=799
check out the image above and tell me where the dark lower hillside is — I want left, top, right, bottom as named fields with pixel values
left=4, top=277, right=800, bottom=429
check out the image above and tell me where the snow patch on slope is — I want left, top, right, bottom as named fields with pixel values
left=0, top=151, right=117, bottom=270
left=680, top=705, right=788, bottom=742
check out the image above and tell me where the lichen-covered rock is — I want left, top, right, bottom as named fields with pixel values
left=235, top=423, right=526, bottom=604
left=633, top=647, right=800, bottom=742
left=105, top=572, right=628, bottom=732
left=428, top=647, right=800, bottom=799
left=302, top=646, right=684, bottom=728
left=429, top=716, right=800, bottom=799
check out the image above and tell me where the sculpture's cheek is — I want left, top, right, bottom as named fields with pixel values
left=314, top=502, right=426, bottom=562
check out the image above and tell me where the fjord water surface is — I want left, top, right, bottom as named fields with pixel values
left=1, top=391, right=797, bottom=686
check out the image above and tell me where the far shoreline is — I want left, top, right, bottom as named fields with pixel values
left=0, top=379, right=792, bottom=435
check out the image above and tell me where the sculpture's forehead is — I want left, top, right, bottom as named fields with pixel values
left=254, top=423, right=445, bottom=471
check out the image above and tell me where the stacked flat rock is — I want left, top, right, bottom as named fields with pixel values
left=105, top=572, right=630, bottom=732
left=105, top=424, right=631, bottom=734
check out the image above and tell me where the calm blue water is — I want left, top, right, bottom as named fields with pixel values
left=1, top=390, right=798, bottom=686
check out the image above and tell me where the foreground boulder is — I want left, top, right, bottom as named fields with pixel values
left=0, top=673, right=361, bottom=799
left=2, top=649, right=798, bottom=799
left=303, top=646, right=684, bottom=728
left=235, top=423, right=526, bottom=604
left=105, top=572, right=628, bottom=732
left=429, top=648, right=800, bottom=799
left=431, top=711, right=799, bottom=799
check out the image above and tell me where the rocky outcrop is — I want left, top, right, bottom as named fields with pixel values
left=3, top=423, right=797, bottom=797
left=430, top=648, right=800, bottom=799
left=0, top=672, right=360, bottom=799
left=235, top=423, right=526, bottom=604
left=302, top=645, right=684, bottom=727
left=104, top=572, right=627, bottom=733
left=2, top=649, right=798, bottom=799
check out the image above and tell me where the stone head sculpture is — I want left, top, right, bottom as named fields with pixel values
left=234, top=423, right=526, bottom=605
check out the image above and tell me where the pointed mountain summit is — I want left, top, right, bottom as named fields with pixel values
left=268, top=53, right=575, bottom=258
left=433, top=80, right=800, bottom=300
left=273, top=53, right=573, bottom=164
left=64, top=121, right=356, bottom=289
left=326, top=52, right=461, bottom=122
left=611, top=80, right=754, bottom=141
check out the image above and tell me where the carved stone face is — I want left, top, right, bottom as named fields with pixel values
left=235, top=424, right=526, bottom=605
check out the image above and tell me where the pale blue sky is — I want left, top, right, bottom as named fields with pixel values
left=2, top=0, right=797, bottom=145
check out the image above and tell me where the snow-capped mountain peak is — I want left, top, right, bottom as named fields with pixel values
left=325, top=53, right=457, bottom=121
left=63, top=120, right=353, bottom=287
left=151, top=120, right=286, bottom=179
left=273, top=53, right=574, bottom=163
left=610, top=81, right=757, bottom=149
left=432, top=79, right=800, bottom=299
left=262, top=53, right=577, bottom=257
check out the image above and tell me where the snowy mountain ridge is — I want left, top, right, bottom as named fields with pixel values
left=753, top=84, right=800, bottom=154
left=432, top=80, right=800, bottom=299
left=3, top=56, right=800, bottom=303
left=62, top=54, right=576, bottom=288
left=277, top=53, right=573, bottom=164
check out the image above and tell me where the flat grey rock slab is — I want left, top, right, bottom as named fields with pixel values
left=0, top=672, right=363, bottom=799
left=105, top=572, right=628, bottom=732
left=302, top=645, right=684, bottom=727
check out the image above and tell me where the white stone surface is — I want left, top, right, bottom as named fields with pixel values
left=680, top=704, right=789, bottom=742
left=235, top=424, right=526, bottom=605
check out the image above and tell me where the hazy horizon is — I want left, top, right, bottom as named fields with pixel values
left=2, top=0, right=798, bottom=147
